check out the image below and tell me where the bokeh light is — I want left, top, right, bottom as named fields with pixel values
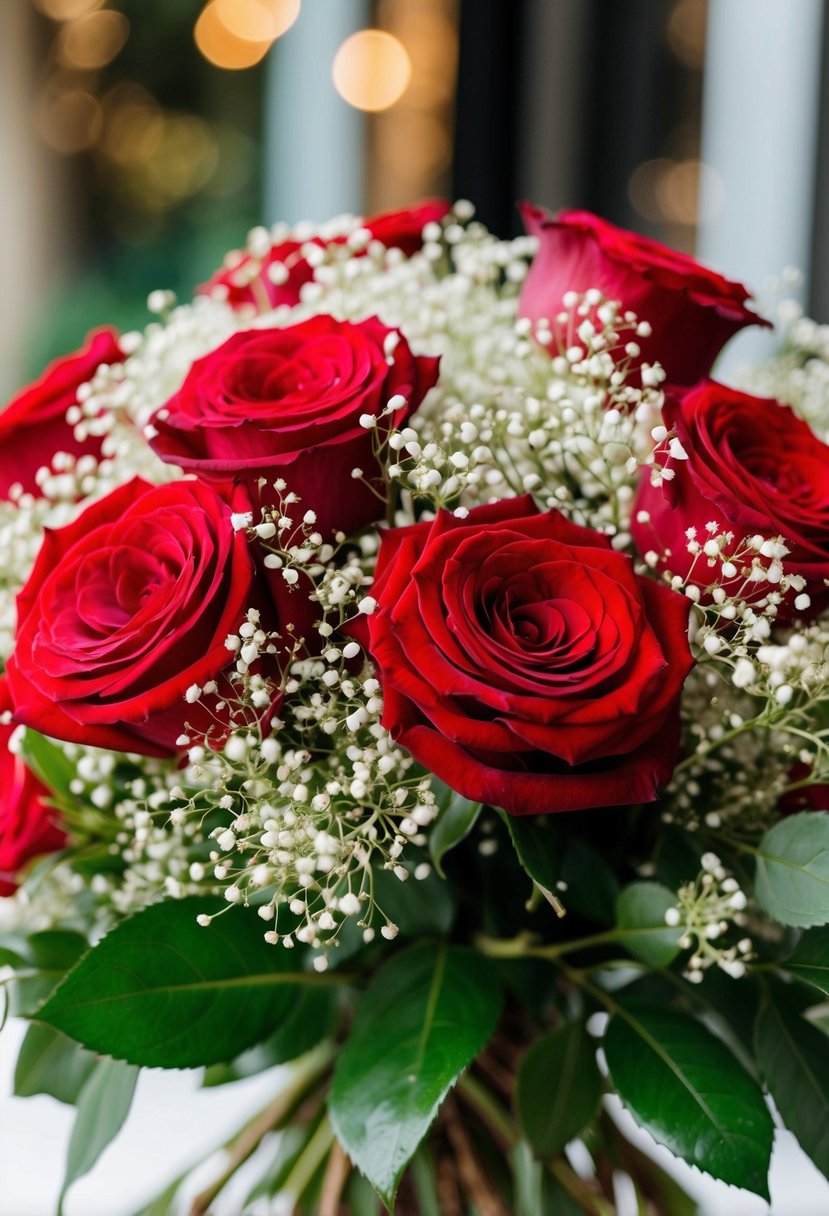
left=34, top=0, right=104, bottom=20
left=332, top=30, right=412, bottom=112
left=57, top=10, right=130, bottom=71
left=194, top=2, right=273, bottom=70
left=34, top=85, right=103, bottom=154
left=667, top=0, right=708, bottom=70
left=213, top=0, right=301, bottom=43
left=628, top=156, right=725, bottom=226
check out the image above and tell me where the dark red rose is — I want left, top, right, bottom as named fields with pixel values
left=363, top=199, right=451, bottom=256
left=358, top=495, right=694, bottom=816
left=198, top=200, right=451, bottom=313
left=5, top=477, right=287, bottom=757
left=0, top=328, right=123, bottom=500
left=0, top=681, right=66, bottom=895
left=778, top=763, right=829, bottom=816
left=631, top=380, right=829, bottom=616
left=148, top=315, right=440, bottom=539
left=519, top=205, right=769, bottom=385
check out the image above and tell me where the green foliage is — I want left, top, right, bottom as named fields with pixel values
left=18, top=729, right=77, bottom=804
left=500, top=812, right=563, bottom=909
left=58, top=1058, right=139, bottom=1215
left=615, top=881, right=684, bottom=967
left=511, top=1142, right=583, bottom=1216
left=559, top=838, right=619, bottom=923
left=35, top=897, right=324, bottom=1068
left=14, top=1023, right=97, bottom=1105
left=516, top=1021, right=602, bottom=1158
left=785, top=926, right=829, bottom=994
left=9, top=930, right=88, bottom=1017
left=429, top=783, right=481, bottom=878
left=754, top=812, right=829, bottom=927
left=203, top=986, right=338, bottom=1086
left=372, top=856, right=457, bottom=938
left=604, top=1003, right=774, bottom=1197
left=755, top=981, right=829, bottom=1179
left=329, top=942, right=501, bottom=1209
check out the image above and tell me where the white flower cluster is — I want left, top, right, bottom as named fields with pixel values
left=665, top=852, right=753, bottom=982
left=738, top=277, right=829, bottom=439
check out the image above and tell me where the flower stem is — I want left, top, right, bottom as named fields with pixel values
left=188, top=1039, right=335, bottom=1216
left=457, top=1072, right=518, bottom=1149
left=281, top=1114, right=336, bottom=1208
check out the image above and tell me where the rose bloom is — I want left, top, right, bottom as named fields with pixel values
left=148, top=315, right=440, bottom=539
left=631, top=380, right=829, bottom=616
left=358, top=496, right=694, bottom=816
left=199, top=199, right=451, bottom=313
left=5, top=477, right=288, bottom=757
left=0, top=328, right=123, bottom=499
left=519, top=205, right=768, bottom=385
left=0, top=683, right=66, bottom=896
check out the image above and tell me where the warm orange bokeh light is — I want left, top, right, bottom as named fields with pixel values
left=35, top=86, right=103, bottom=154
left=195, top=2, right=272, bottom=69
left=34, top=0, right=104, bottom=20
left=57, top=10, right=129, bottom=70
left=332, top=30, right=412, bottom=112
left=213, top=0, right=301, bottom=43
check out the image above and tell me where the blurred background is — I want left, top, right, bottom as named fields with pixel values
left=2, top=0, right=829, bottom=399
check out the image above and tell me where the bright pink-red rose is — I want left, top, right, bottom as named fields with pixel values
left=5, top=477, right=286, bottom=757
left=519, top=205, right=769, bottom=385
left=358, top=496, right=694, bottom=816
left=631, top=380, right=829, bottom=616
left=0, top=328, right=123, bottom=499
left=199, top=200, right=451, bottom=313
left=148, top=315, right=440, bottom=539
left=0, top=682, right=66, bottom=895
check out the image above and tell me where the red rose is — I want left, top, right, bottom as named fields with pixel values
left=148, top=315, right=440, bottom=539
left=199, top=200, right=450, bottom=313
left=359, top=496, right=693, bottom=816
left=5, top=477, right=285, bottom=757
left=631, top=380, right=829, bottom=615
left=0, top=682, right=66, bottom=896
left=0, top=328, right=123, bottom=499
left=519, top=205, right=768, bottom=385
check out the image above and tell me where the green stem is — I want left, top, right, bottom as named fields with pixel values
left=457, top=1073, right=519, bottom=1149
left=280, top=1113, right=336, bottom=1205
left=189, top=1040, right=335, bottom=1216
left=548, top=1158, right=616, bottom=1216
left=475, top=927, right=632, bottom=963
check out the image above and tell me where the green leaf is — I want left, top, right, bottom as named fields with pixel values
left=18, top=728, right=77, bottom=802
left=754, top=812, right=829, bottom=927
left=755, top=982, right=829, bottom=1179
left=204, top=985, right=337, bottom=1085
left=559, top=838, right=619, bottom=923
left=372, top=857, right=456, bottom=938
left=35, top=897, right=318, bottom=1068
left=58, top=1057, right=139, bottom=1215
left=429, top=784, right=481, bottom=878
left=786, top=927, right=829, bottom=995
left=500, top=812, right=564, bottom=910
left=329, top=942, right=501, bottom=1209
left=604, top=1004, right=773, bottom=1197
left=9, top=929, right=88, bottom=1017
left=615, top=882, right=684, bottom=967
left=516, top=1021, right=601, bottom=1158
left=14, top=1022, right=97, bottom=1105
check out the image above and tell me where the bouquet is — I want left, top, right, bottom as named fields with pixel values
left=2, top=196, right=829, bottom=1215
